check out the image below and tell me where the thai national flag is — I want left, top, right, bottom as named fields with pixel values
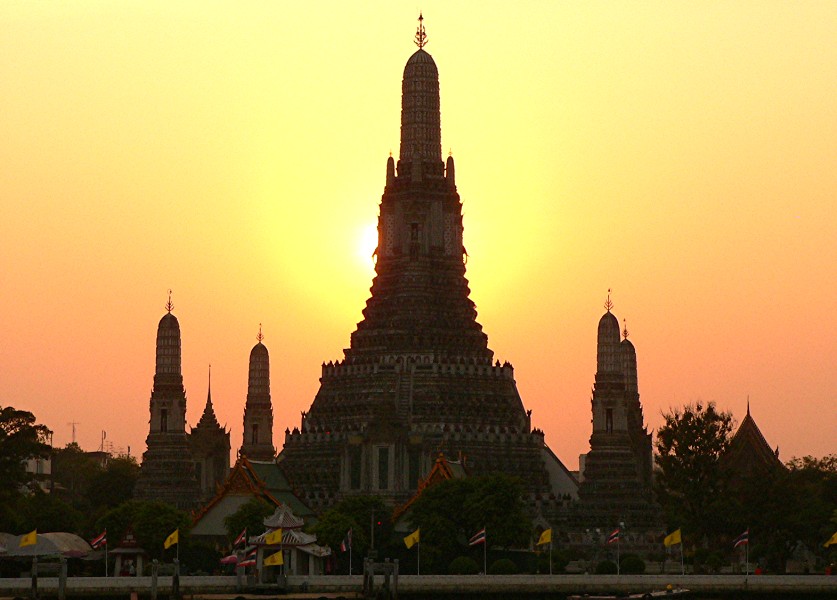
left=733, top=529, right=749, bottom=548
left=90, top=530, right=106, bottom=549
left=607, top=528, right=620, bottom=544
left=233, top=528, right=247, bottom=547
left=239, top=548, right=257, bottom=567
left=469, top=528, right=486, bottom=546
left=339, top=528, right=352, bottom=552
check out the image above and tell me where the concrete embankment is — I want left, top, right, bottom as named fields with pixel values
left=0, top=574, right=835, bottom=598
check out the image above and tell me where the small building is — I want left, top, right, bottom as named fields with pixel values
left=251, top=505, right=330, bottom=580
left=191, top=456, right=315, bottom=547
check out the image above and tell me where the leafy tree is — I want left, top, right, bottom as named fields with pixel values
left=14, top=487, right=84, bottom=533
left=52, top=443, right=103, bottom=512
left=97, top=500, right=190, bottom=562
left=0, top=406, right=51, bottom=499
left=86, top=455, right=140, bottom=511
left=655, top=401, right=735, bottom=546
left=223, top=497, right=275, bottom=543
left=738, top=454, right=837, bottom=571
left=407, top=474, right=531, bottom=573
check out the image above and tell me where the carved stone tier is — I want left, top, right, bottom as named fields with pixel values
left=278, top=44, right=555, bottom=511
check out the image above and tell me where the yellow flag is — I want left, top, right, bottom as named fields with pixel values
left=404, top=528, right=420, bottom=549
left=19, top=530, right=37, bottom=547
left=163, top=529, right=179, bottom=549
left=537, top=528, right=552, bottom=546
left=264, top=550, right=284, bottom=566
left=264, top=528, right=283, bottom=545
left=824, top=531, right=837, bottom=548
left=664, top=529, right=682, bottom=547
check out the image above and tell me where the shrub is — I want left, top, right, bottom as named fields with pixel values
left=620, top=555, right=646, bottom=574
left=595, top=560, right=618, bottom=574
left=448, top=556, right=480, bottom=575
left=488, top=558, right=518, bottom=574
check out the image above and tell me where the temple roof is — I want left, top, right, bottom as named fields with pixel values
left=191, top=456, right=314, bottom=530
left=393, top=453, right=467, bottom=522
left=723, top=406, right=784, bottom=478
left=263, top=504, right=304, bottom=530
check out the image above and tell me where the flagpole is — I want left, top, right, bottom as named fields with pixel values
left=417, top=539, right=420, bottom=576
left=483, top=528, right=487, bottom=576
left=680, top=541, right=684, bottom=575
left=549, top=540, right=552, bottom=575
left=745, top=529, right=749, bottom=576
left=616, top=535, right=620, bottom=575
left=105, top=540, right=108, bottom=577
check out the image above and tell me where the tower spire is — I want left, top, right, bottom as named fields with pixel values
left=622, top=318, right=629, bottom=340
left=166, top=289, right=173, bottom=313
left=605, top=288, right=614, bottom=313
left=414, top=13, right=427, bottom=49
left=257, top=323, right=264, bottom=343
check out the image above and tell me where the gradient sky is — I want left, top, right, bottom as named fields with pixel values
left=1, top=2, right=834, bottom=468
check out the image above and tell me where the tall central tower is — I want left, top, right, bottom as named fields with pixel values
left=279, top=19, right=561, bottom=511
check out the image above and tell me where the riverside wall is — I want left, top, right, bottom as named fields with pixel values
left=0, top=574, right=835, bottom=597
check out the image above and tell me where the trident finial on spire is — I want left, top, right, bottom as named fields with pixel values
left=257, top=323, right=264, bottom=343
left=414, top=13, right=427, bottom=49
left=604, top=288, right=613, bottom=313
left=166, top=289, right=173, bottom=313
left=622, top=318, right=629, bottom=340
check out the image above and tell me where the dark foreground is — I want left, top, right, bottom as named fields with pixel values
left=0, top=574, right=834, bottom=599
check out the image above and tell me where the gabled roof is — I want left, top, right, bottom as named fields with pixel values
left=192, top=456, right=314, bottom=531
left=724, top=406, right=784, bottom=478
left=392, top=453, right=467, bottom=522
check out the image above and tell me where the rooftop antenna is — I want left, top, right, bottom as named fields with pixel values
left=414, top=13, right=428, bottom=49
left=68, top=421, right=80, bottom=444
left=604, top=288, right=614, bottom=313
left=166, top=289, right=173, bottom=313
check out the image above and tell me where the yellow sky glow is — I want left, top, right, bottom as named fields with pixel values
left=1, top=2, right=834, bottom=465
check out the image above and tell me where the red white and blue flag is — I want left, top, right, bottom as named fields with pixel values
left=233, top=528, right=247, bottom=547
left=239, top=548, right=257, bottom=567
left=733, top=529, right=749, bottom=548
left=340, top=528, right=352, bottom=552
left=607, top=528, right=620, bottom=544
left=90, top=530, right=107, bottom=549
left=469, top=528, right=486, bottom=546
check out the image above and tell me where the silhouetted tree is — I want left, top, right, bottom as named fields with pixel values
left=655, top=401, right=735, bottom=547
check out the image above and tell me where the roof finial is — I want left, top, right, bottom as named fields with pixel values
left=604, top=288, right=613, bottom=313
left=622, top=318, right=629, bottom=340
left=746, top=395, right=750, bottom=416
left=414, top=13, right=427, bottom=49
left=166, top=289, right=173, bottom=313
left=257, top=323, right=264, bottom=343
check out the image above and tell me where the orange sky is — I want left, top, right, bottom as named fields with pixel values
left=1, top=2, right=834, bottom=468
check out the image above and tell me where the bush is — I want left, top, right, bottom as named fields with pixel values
left=595, top=560, right=618, bottom=574
left=488, top=558, right=518, bottom=574
left=620, top=555, right=645, bottom=574
left=448, top=556, right=480, bottom=575
left=537, top=549, right=571, bottom=574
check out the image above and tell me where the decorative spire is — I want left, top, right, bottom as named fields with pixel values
left=622, top=318, right=629, bottom=340
left=604, top=288, right=613, bottom=313
left=414, top=13, right=427, bottom=49
left=747, top=395, right=750, bottom=416
left=166, top=289, right=173, bottom=313
left=257, top=323, right=264, bottom=343
left=208, top=364, right=212, bottom=402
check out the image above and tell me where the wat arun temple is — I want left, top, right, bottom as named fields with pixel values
left=137, top=18, right=663, bottom=544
